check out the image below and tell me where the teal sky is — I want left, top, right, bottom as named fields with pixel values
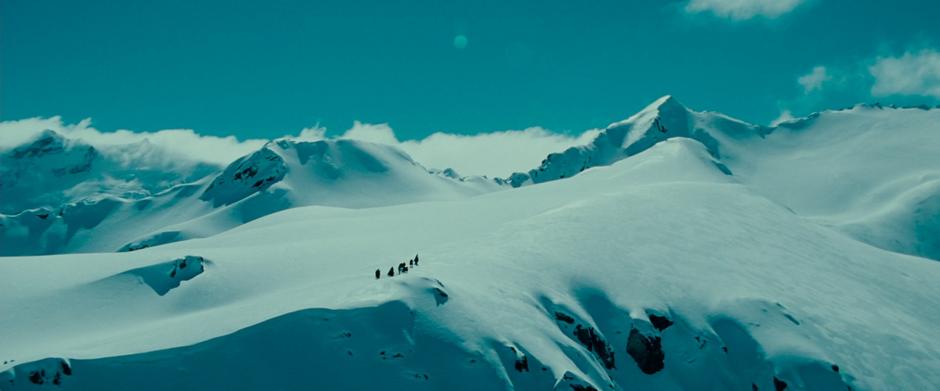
left=2, top=0, right=940, bottom=140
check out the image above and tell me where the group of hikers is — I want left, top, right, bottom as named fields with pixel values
left=376, top=254, right=419, bottom=279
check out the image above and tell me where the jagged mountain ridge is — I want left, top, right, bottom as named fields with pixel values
left=0, top=130, right=219, bottom=214
left=2, top=138, right=937, bottom=390
left=506, top=96, right=940, bottom=261
left=504, top=96, right=764, bottom=187
left=3, top=96, right=939, bottom=262
left=0, top=138, right=499, bottom=255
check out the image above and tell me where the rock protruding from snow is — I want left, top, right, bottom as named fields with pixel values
left=123, top=255, right=209, bottom=295
left=625, top=328, right=664, bottom=374
left=200, top=146, right=288, bottom=207
left=0, top=357, right=72, bottom=388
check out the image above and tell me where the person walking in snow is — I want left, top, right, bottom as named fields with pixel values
left=375, top=269, right=381, bottom=279
left=414, top=253, right=419, bottom=266
left=387, top=267, right=395, bottom=277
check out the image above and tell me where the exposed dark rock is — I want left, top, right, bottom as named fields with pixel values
left=234, top=166, right=258, bottom=180
left=28, top=370, right=44, bottom=384
left=626, top=328, right=664, bottom=374
left=431, top=287, right=449, bottom=306
left=13, top=132, right=65, bottom=159
left=773, top=376, right=788, bottom=391
left=831, top=364, right=840, bottom=373
left=752, top=383, right=759, bottom=391
left=554, top=311, right=575, bottom=324
left=514, top=355, right=529, bottom=372
left=570, top=385, right=598, bottom=391
left=574, top=324, right=615, bottom=369
left=60, top=360, right=71, bottom=376
left=647, top=313, right=673, bottom=331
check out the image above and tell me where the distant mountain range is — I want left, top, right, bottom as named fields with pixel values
left=3, top=96, right=938, bottom=261
left=2, top=96, right=940, bottom=390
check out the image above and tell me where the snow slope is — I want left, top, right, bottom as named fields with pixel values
left=1, top=138, right=938, bottom=390
left=507, top=97, right=940, bottom=261
left=0, top=138, right=499, bottom=256
left=732, top=106, right=940, bottom=261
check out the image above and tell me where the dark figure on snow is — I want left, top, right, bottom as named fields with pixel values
left=375, top=269, right=381, bottom=279
left=414, top=253, right=419, bottom=266
left=409, top=259, right=414, bottom=267
left=387, top=267, right=395, bottom=277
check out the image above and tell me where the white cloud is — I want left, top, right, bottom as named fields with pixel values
left=685, top=0, right=804, bottom=20
left=0, top=116, right=267, bottom=166
left=335, top=122, right=599, bottom=177
left=340, top=121, right=400, bottom=145
left=294, top=125, right=327, bottom=141
left=869, top=49, right=940, bottom=98
left=0, top=116, right=599, bottom=179
left=398, top=127, right=600, bottom=178
left=798, top=66, right=830, bottom=93
left=770, top=110, right=796, bottom=126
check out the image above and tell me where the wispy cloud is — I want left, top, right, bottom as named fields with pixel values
left=335, top=121, right=600, bottom=178
left=798, top=66, right=831, bottom=93
left=870, top=49, right=940, bottom=98
left=770, top=110, right=796, bottom=126
left=685, top=0, right=804, bottom=20
left=0, top=117, right=599, bottom=179
left=0, top=117, right=268, bottom=166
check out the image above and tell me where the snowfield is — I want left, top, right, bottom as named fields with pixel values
left=1, top=97, right=939, bottom=390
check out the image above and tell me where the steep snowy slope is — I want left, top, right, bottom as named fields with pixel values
left=508, top=97, right=940, bottom=261
left=1, top=139, right=938, bottom=390
left=0, top=139, right=498, bottom=256
left=0, top=130, right=218, bottom=214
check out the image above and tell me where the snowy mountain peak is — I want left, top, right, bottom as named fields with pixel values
left=639, top=94, right=686, bottom=115
left=199, top=138, right=498, bottom=210
left=8, top=129, right=91, bottom=160
left=504, top=95, right=757, bottom=187
left=200, top=146, right=288, bottom=207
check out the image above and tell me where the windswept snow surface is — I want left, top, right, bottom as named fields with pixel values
left=1, top=139, right=939, bottom=390
left=0, top=138, right=499, bottom=255
left=508, top=97, right=940, bottom=261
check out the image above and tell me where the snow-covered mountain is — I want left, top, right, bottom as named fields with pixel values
left=0, top=138, right=499, bottom=256
left=0, top=130, right=218, bottom=214
left=504, top=96, right=762, bottom=187
left=1, top=96, right=939, bottom=390
left=507, top=96, right=940, bottom=261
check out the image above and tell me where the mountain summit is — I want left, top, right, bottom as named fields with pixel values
left=505, top=96, right=762, bottom=187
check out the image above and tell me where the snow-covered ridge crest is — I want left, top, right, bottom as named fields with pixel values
left=503, top=95, right=764, bottom=187
left=0, top=137, right=501, bottom=255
